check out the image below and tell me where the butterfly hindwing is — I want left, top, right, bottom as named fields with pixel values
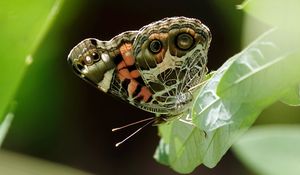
left=133, top=17, right=212, bottom=115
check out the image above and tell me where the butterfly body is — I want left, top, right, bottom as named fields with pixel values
left=68, top=17, right=211, bottom=122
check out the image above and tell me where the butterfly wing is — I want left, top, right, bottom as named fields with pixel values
left=133, top=17, right=212, bottom=115
left=67, top=31, right=169, bottom=114
left=67, top=17, right=212, bottom=116
left=67, top=31, right=137, bottom=101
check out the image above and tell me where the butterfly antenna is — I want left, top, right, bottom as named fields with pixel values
left=112, top=117, right=154, bottom=132
left=114, top=118, right=155, bottom=147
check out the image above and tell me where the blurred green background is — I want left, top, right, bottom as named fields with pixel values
left=1, top=0, right=300, bottom=174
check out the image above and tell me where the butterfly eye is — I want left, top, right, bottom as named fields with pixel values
left=149, top=40, right=162, bottom=53
left=176, top=33, right=194, bottom=50
left=91, top=52, right=100, bottom=61
left=83, top=55, right=93, bottom=65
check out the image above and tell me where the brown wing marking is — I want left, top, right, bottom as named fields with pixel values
left=116, top=43, right=152, bottom=103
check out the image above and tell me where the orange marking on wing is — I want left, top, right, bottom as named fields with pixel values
left=130, top=70, right=140, bottom=78
left=120, top=43, right=135, bottom=66
left=149, top=33, right=168, bottom=40
left=117, top=61, right=127, bottom=70
left=118, top=43, right=151, bottom=101
left=118, top=73, right=125, bottom=81
left=180, top=28, right=195, bottom=36
left=128, top=80, right=138, bottom=96
left=155, top=48, right=165, bottom=63
left=118, top=68, right=131, bottom=79
left=137, top=86, right=152, bottom=102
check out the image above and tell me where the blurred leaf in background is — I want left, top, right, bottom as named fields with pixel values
left=240, top=0, right=300, bottom=47
left=233, top=0, right=300, bottom=174
left=0, top=0, right=91, bottom=174
left=233, top=125, right=300, bottom=175
left=0, top=150, right=89, bottom=174
left=0, top=0, right=64, bottom=123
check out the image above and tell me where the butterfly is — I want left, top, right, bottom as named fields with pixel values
left=67, top=16, right=211, bottom=146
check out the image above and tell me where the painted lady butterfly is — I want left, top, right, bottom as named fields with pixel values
left=67, top=17, right=211, bottom=145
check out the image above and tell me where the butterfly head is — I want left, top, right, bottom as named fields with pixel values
left=67, top=38, right=115, bottom=92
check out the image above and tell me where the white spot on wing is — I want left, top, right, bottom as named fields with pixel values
left=101, top=53, right=110, bottom=62
left=98, top=69, right=114, bottom=92
left=82, top=65, right=89, bottom=74
left=85, top=56, right=92, bottom=64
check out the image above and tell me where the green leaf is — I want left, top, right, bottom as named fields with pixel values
left=238, top=0, right=300, bottom=32
left=193, top=28, right=300, bottom=134
left=0, top=0, right=64, bottom=122
left=192, top=55, right=260, bottom=168
left=155, top=28, right=300, bottom=173
left=154, top=119, right=207, bottom=174
left=217, top=29, right=300, bottom=106
left=281, top=85, right=300, bottom=106
left=233, top=125, right=300, bottom=175
left=0, top=113, right=14, bottom=146
left=154, top=55, right=258, bottom=173
left=239, top=0, right=300, bottom=51
left=0, top=150, right=90, bottom=174
left=208, top=28, right=300, bottom=167
left=154, top=139, right=170, bottom=166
